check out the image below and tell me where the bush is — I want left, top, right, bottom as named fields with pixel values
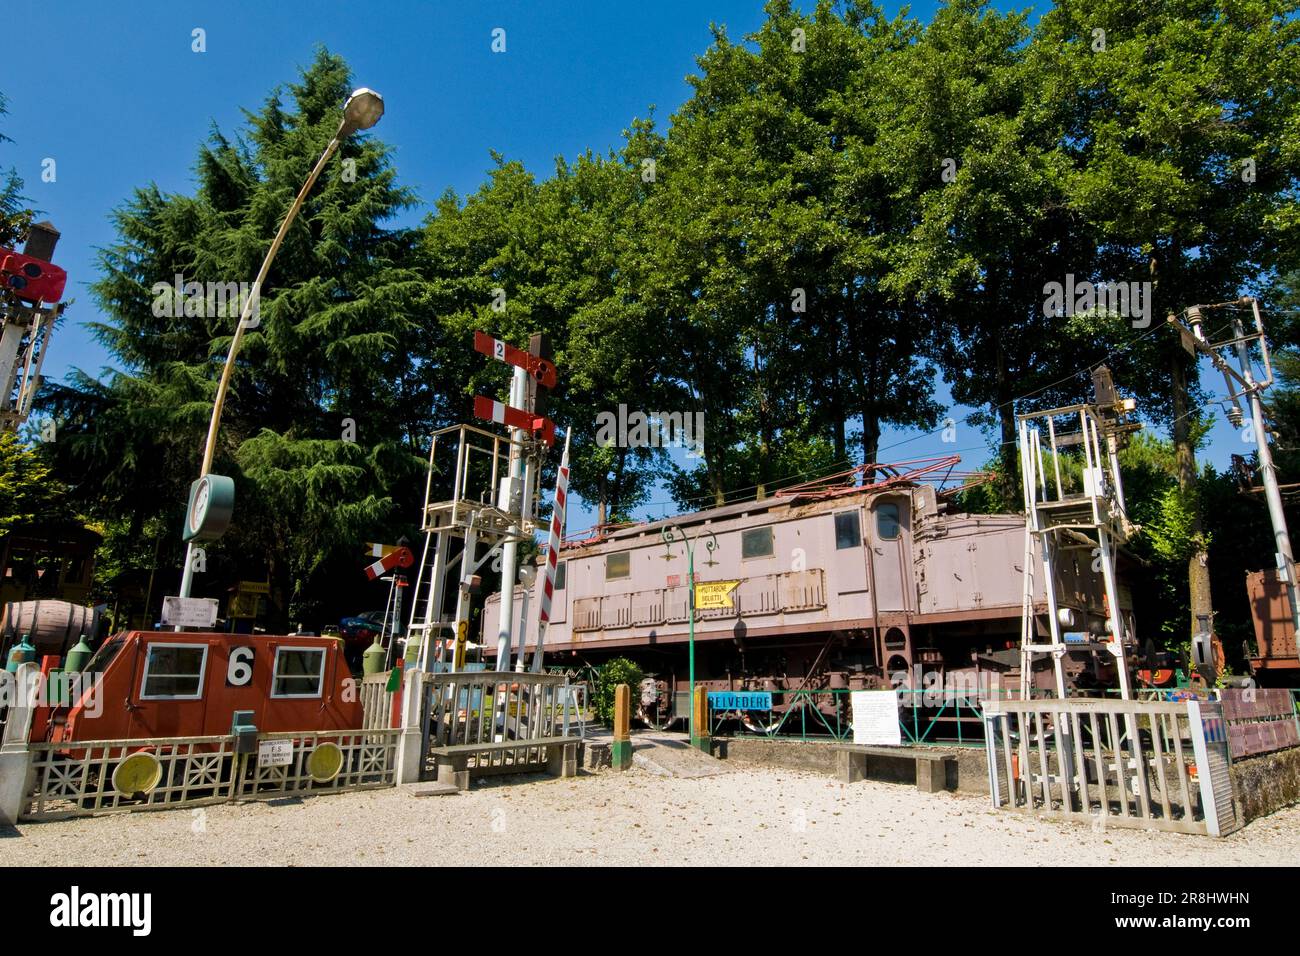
left=593, top=657, right=644, bottom=726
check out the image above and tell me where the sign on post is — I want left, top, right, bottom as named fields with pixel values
left=160, top=596, right=219, bottom=629
left=693, top=580, right=739, bottom=610
left=257, top=739, right=293, bottom=768
left=707, top=691, right=772, bottom=711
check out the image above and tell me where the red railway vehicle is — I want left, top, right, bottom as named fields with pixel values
left=40, top=631, right=362, bottom=746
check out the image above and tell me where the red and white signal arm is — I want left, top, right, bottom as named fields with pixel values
left=473, top=396, right=556, bottom=446
left=473, top=331, right=557, bottom=389
left=364, top=546, right=414, bottom=580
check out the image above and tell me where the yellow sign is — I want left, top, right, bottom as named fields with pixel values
left=453, top=619, right=469, bottom=670
left=694, top=580, right=740, bottom=610
left=238, top=580, right=270, bottom=595
left=228, top=593, right=259, bottom=619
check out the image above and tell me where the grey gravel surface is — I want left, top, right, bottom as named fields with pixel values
left=2, top=767, right=1297, bottom=866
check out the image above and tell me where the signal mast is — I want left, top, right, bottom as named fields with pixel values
left=1016, top=367, right=1141, bottom=699
left=403, top=332, right=559, bottom=673
left=0, top=221, right=66, bottom=432
left=1168, top=300, right=1300, bottom=665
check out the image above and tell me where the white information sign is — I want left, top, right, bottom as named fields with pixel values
left=160, top=596, right=219, bottom=628
left=851, top=690, right=903, bottom=746
left=257, top=739, right=293, bottom=768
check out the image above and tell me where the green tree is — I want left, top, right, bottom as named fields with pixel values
left=1033, top=0, right=1300, bottom=641
left=45, top=50, right=426, bottom=627
left=0, top=91, right=32, bottom=249
left=0, top=431, right=61, bottom=533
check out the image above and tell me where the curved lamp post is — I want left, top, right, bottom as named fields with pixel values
left=178, top=88, right=385, bottom=601
left=660, top=522, right=718, bottom=747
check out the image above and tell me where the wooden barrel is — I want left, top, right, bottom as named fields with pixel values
left=0, top=600, right=102, bottom=661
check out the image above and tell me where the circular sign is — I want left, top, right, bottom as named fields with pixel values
left=112, top=751, right=163, bottom=798
left=306, top=742, right=344, bottom=783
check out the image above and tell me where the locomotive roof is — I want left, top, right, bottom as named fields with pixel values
left=594, top=482, right=915, bottom=545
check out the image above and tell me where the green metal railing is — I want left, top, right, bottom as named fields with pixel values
left=707, top=688, right=999, bottom=747
left=706, top=685, right=1300, bottom=747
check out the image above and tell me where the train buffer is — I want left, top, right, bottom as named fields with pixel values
left=833, top=744, right=956, bottom=794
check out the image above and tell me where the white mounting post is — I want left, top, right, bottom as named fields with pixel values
left=495, top=366, right=529, bottom=667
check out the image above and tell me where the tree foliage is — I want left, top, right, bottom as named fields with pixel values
left=21, top=4, right=1300, bottom=647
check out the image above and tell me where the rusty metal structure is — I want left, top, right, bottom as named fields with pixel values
left=484, top=455, right=1136, bottom=729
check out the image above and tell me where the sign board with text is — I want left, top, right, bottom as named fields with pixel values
left=693, top=580, right=740, bottom=610
left=708, top=691, right=772, bottom=711
left=850, top=690, right=903, bottom=746
left=257, top=739, right=293, bottom=768
left=160, top=596, right=219, bottom=629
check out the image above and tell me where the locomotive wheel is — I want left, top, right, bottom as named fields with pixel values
left=740, top=710, right=780, bottom=735
left=637, top=701, right=674, bottom=731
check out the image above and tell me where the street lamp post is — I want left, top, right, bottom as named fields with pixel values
left=660, top=523, right=717, bottom=748
left=177, top=89, right=384, bottom=601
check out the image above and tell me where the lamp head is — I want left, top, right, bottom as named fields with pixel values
left=340, top=87, right=384, bottom=136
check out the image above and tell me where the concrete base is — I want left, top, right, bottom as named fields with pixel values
left=395, top=728, right=425, bottom=785
left=405, top=782, right=460, bottom=797
left=1230, top=746, right=1300, bottom=823
left=0, top=749, right=32, bottom=826
left=436, top=758, right=471, bottom=792
left=610, top=738, right=633, bottom=771
left=547, top=741, right=579, bottom=779
left=720, top=737, right=990, bottom=793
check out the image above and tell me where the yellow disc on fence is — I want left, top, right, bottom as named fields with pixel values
left=112, top=751, right=163, bottom=797
left=307, top=742, right=344, bottom=783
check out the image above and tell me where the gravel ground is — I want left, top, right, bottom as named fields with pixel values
left=2, top=767, right=1298, bottom=866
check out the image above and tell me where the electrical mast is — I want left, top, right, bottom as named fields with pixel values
left=1167, top=299, right=1300, bottom=663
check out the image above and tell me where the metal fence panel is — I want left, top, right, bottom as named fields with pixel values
left=982, top=696, right=1243, bottom=837
left=419, top=670, right=573, bottom=779
left=21, top=728, right=400, bottom=822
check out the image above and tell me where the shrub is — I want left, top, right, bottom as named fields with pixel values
left=593, top=657, right=644, bottom=726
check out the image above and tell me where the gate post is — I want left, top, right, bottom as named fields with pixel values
left=611, top=683, right=632, bottom=771
left=1187, top=698, right=1242, bottom=837
left=0, top=663, right=39, bottom=824
left=983, top=713, right=1003, bottom=807
left=691, top=686, right=709, bottom=753
left=395, top=669, right=425, bottom=785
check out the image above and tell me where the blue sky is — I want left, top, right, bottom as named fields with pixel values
left=1, top=0, right=1250, bottom=530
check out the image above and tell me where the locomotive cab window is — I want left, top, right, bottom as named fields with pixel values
left=85, top=635, right=126, bottom=677
left=875, top=502, right=902, bottom=540
left=834, top=511, right=861, bottom=549
left=272, top=647, right=326, bottom=698
left=605, top=552, right=630, bottom=580
left=139, top=643, right=208, bottom=700
left=742, top=527, right=774, bottom=559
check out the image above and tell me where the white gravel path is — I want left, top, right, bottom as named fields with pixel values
left=2, top=767, right=1297, bottom=866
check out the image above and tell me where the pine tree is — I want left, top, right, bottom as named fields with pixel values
left=45, top=50, right=426, bottom=627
